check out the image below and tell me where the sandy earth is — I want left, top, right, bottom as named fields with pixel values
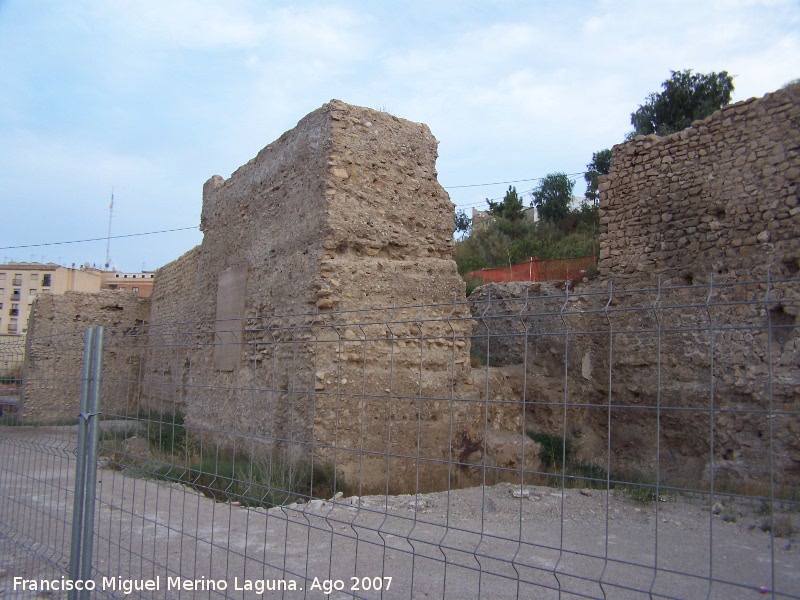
left=1, top=426, right=798, bottom=600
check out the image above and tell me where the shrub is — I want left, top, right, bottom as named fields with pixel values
left=140, top=409, right=187, bottom=455
left=526, top=430, right=572, bottom=470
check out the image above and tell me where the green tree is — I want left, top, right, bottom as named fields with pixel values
left=486, top=186, right=524, bottom=221
left=631, top=69, right=734, bottom=136
left=531, top=173, right=574, bottom=223
left=584, top=148, right=612, bottom=206
left=454, top=209, right=471, bottom=239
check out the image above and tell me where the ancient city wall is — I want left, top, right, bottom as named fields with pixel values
left=144, top=101, right=476, bottom=493
left=593, top=84, right=800, bottom=488
left=598, top=82, right=800, bottom=285
left=470, top=278, right=799, bottom=490
left=148, top=246, right=200, bottom=327
left=472, top=84, right=800, bottom=490
left=23, top=291, right=150, bottom=421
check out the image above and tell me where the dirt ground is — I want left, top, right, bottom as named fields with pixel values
left=1, top=425, right=798, bottom=599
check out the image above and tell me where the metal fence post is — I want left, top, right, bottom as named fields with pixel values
left=67, top=326, right=104, bottom=599
left=80, top=326, right=104, bottom=599
left=68, top=327, right=96, bottom=599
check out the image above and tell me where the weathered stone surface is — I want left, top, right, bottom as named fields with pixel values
left=471, top=83, right=800, bottom=492
left=24, top=291, right=150, bottom=421
left=597, top=82, right=800, bottom=284
left=144, top=100, right=474, bottom=493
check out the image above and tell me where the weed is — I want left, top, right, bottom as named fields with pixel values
left=161, top=450, right=349, bottom=507
left=523, top=430, right=662, bottom=502
left=147, top=410, right=186, bottom=454
left=2, top=417, right=80, bottom=427
left=454, top=214, right=599, bottom=276
left=469, top=349, right=486, bottom=368
left=620, top=484, right=660, bottom=503
left=0, top=365, right=22, bottom=385
left=464, top=277, right=484, bottom=297
left=0, top=414, right=20, bottom=426
left=566, top=462, right=610, bottom=489
left=102, top=411, right=349, bottom=508
left=526, top=430, right=571, bottom=471
left=101, top=422, right=142, bottom=444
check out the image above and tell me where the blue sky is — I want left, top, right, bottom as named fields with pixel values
left=1, top=0, right=798, bottom=272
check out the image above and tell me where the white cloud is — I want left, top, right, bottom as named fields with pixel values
left=1, top=130, right=155, bottom=190
left=2, top=0, right=798, bottom=268
left=86, top=0, right=264, bottom=49
left=86, top=0, right=371, bottom=58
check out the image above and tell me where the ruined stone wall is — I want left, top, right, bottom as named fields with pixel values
left=136, top=246, right=202, bottom=418
left=598, top=82, right=800, bottom=285
left=145, top=101, right=475, bottom=493
left=593, top=84, right=800, bottom=489
left=470, top=279, right=799, bottom=491
left=24, top=291, right=150, bottom=422
left=305, top=101, right=475, bottom=491
left=148, top=246, right=200, bottom=326
left=473, top=84, right=800, bottom=491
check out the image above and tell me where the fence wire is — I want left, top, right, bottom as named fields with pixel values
left=1, top=277, right=798, bottom=599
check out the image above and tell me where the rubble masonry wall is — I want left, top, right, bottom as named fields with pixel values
left=472, top=84, right=800, bottom=490
left=24, top=291, right=150, bottom=421
left=146, top=101, right=476, bottom=493
left=598, top=82, right=800, bottom=285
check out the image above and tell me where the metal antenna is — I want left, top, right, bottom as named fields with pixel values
left=105, top=187, right=114, bottom=269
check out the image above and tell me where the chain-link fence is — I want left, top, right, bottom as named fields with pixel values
left=1, top=277, right=798, bottom=599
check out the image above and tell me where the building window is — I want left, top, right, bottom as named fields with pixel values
left=11, top=289, right=20, bottom=301
left=12, top=274, right=22, bottom=286
left=29, top=289, right=37, bottom=297
left=10, top=303, right=19, bottom=316
left=0, top=288, right=4, bottom=295
left=0, top=273, right=5, bottom=280
left=30, top=273, right=38, bottom=281
left=42, top=274, right=51, bottom=287
left=132, top=287, right=139, bottom=294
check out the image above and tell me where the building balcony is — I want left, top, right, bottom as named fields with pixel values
left=10, top=293, right=20, bottom=301
left=12, top=278, right=22, bottom=286
left=9, top=308, right=19, bottom=316
left=7, top=325, right=17, bottom=333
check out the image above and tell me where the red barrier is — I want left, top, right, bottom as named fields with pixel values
left=466, top=255, right=597, bottom=283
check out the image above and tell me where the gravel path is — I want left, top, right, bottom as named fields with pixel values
left=1, top=426, right=798, bottom=599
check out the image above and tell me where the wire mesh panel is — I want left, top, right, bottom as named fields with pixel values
left=1, top=277, right=798, bottom=599
left=0, top=331, right=86, bottom=592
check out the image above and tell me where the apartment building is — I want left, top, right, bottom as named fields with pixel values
left=101, top=271, right=155, bottom=298
left=0, top=263, right=102, bottom=339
